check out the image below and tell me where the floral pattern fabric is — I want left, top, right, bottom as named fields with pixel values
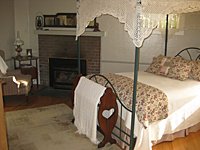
left=87, top=73, right=168, bottom=127
left=146, top=55, right=192, bottom=81
left=190, top=61, right=200, bottom=81
left=167, top=57, right=192, bottom=81
left=146, top=55, right=166, bottom=74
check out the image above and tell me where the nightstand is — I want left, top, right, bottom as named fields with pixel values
left=12, top=56, right=39, bottom=87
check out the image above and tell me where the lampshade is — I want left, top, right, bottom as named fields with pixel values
left=14, top=38, right=24, bottom=46
left=14, top=31, right=24, bottom=46
left=14, top=31, right=24, bottom=57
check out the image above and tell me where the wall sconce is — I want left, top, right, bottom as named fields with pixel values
left=14, top=31, right=24, bottom=58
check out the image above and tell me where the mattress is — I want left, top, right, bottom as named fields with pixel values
left=116, top=71, right=200, bottom=150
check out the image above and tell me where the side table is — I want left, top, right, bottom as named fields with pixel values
left=12, top=56, right=39, bottom=87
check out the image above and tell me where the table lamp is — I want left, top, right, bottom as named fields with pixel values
left=14, top=31, right=24, bottom=58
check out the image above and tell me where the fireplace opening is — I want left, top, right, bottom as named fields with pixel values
left=49, top=58, right=86, bottom=89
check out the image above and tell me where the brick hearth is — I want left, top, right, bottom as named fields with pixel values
left=38, top=35, right=101, bottom=86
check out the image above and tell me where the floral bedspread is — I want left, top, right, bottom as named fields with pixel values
left=87, top=73, right=168, bottom=127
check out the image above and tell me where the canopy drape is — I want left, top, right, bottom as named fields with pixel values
left=76, top=0, right=200, bottom=47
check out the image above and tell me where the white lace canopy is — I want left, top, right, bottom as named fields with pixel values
left=76, top=0, right=200, bottom=47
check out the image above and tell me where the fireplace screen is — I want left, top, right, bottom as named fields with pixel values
left=49, top=58, right=86, bottom=89
left=54, top=70, right=77, bottom=88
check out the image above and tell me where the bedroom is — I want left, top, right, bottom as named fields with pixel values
left=0, top=0, right=200, bottom=150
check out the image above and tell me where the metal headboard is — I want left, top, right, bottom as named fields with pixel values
left=175, top=47, right=200, bottom=60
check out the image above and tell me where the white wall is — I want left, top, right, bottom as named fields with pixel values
left=13, top=1, right=200, bottom=74
left=98, top=12, right=200, bottom=73
left=28, top=0, right=76, bottom=56
left=14, top=0, right=30, bottom=56
left=13, top=0, right=76, bottom=57
left=0, top=0, right=15, bottom=67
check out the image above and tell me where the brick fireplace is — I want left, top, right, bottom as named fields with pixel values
left=49, top=58, right=86, bottom=89
left=38, top=35, right=101, bottom=87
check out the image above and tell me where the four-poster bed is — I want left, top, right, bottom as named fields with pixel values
left=73, top=0, right=200, bottom=150
left=73, top=47, right=200, bottom=150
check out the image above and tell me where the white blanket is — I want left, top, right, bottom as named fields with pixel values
left=73, top=76, right=106, bottom=144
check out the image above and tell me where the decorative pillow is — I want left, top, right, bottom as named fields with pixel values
left=146, top=55, right=166, bottom=74
left=146, top=55, right=192, bottom=80
left=167, top=57, right=192, bottom=81
left=190, top=61, right=200, bottom=81
left=157, top=57, right=172, bottom=76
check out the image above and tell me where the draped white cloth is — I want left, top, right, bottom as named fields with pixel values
left=76, top=0, right=200, bottom=47
left=73, top=77, right=106, bottom=144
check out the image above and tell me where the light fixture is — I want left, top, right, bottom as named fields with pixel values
left=14, top=31, right=24, bottom=58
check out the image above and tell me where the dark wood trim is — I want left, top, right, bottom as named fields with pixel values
left=98, top=87, right=118, bottom=148
left=0, top=83, right=8, bottom=150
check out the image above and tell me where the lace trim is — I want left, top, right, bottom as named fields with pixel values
left=76, top=0, right=200, bottom=47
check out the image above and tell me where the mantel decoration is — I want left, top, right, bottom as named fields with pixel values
left=26, top=49, right=32, bottom=57
left=14, top=31, right=24, bottom=57
left=43, top=13, right=96, bottom=29
left=35, top=15, right=44, bottom=30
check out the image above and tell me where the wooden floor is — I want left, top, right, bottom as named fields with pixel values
left=3, top=87, right=200, bottom=150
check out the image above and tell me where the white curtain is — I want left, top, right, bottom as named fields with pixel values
left=76, top=0, right=200, bottom=47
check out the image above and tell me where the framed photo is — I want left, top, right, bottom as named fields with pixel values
left=66, top=13, right=76, bottom=27
left=55, top=13, right=76, bottom=27
left=44, top=15, right=55, bottom=27
left=26, top=49, right=32, bottom=57
left=42, top=13, right=97, bottom=28
left=55, top=13, right=67, bottom=26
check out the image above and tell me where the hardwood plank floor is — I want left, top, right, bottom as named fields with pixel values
left=3, top=87, right=200, bottom=150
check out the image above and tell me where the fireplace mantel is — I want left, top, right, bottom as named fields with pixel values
left=35, top=29, right=105, bottom=37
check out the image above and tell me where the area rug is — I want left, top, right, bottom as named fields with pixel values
left=6, top=104, right=120, bottom=150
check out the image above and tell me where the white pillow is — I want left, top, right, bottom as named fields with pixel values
left=0, top=56, right=8, bottom=74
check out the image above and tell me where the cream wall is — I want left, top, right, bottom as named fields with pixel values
left=14, top=0, right=30, bottom=56
left=0, top=0, right=15, bottom=67
left=14, top=0, right=76, bottom=57
left=99, top=13, right=200, bottom=72
left=13, top=1, right=200, bottom=75
left=28, top=0, right=76, bottom=57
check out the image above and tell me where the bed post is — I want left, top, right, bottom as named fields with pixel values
left=129, top=47, right=140, bottom=150
left=164, top=14, right=169, bottom=56
left=77, top=37, right=81, bottom=74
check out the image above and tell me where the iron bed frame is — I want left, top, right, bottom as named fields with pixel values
left=72, top=47, right=200, bottom=149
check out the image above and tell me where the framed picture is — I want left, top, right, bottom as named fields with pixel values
left=55, top=13, right=76, bottom=27
left=66, top=13, right=76, bottom=27
left=42, top=13, right=97, bottom=28
left=44, top=15, right=55, bottom=27
left=26, top=49, right=32, bottom=57
left=55, top=13, right=67, bottom=26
